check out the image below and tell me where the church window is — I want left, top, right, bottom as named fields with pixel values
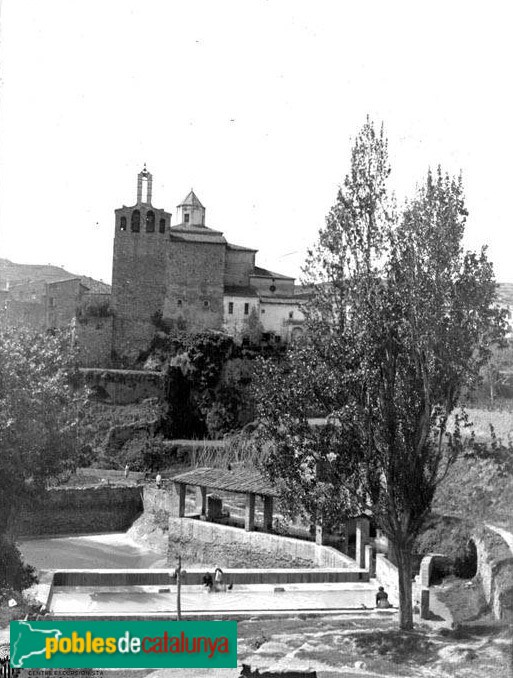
left=228, top=302, right=234, bottom=315
left=203, top=300, right=210, bottom=309
left=146, top=211, right=155, bottom=232
left=131, top=210, right=141, bottom=232
left=120, top=216, right=127, bottom=231
left=184, top=213, right=190, bottom=223
left=244, top=303, right=249, bottom=315
left=159, top=218, right=166, bottom=233
left=289, top=311, right=294, bottom=319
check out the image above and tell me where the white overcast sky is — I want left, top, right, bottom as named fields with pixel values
left=0, top=0, right=512, bottom=284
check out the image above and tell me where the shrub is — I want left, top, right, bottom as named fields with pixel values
left=0, top=535, right=37, bottom=591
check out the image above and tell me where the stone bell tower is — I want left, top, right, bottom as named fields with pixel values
left=111, top=166, right=172, bottom=360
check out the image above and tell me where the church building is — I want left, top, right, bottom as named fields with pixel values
left=111, top=167, right=306, bottom=359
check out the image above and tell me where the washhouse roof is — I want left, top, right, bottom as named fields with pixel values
left=171, top=466, right=279, bottom=498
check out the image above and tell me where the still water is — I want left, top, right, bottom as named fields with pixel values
left=50, top=583, right=378, bottom=614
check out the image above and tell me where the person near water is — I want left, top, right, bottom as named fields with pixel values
left=376, top=586, right=391, bottom=608
left=124, top=464, right=129, bottom=479
left=214, top=567, right=225, bottom=592
left=156, top=473, right=162, bottom=488
left=202, top=572, right=213, bottom=592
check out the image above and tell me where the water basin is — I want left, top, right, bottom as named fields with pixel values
left=50, top=582, right=378, bottom=615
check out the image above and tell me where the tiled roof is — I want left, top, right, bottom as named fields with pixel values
left=171, top=466, right=278, bottom=497
left=46, top=277, right=82, bottom=286
left=224, top=285, right=259, bottom=297
left=251, top=266, right=295, bottom=281
left=260, top=295, right=306, bottom=304
left=177, top=190, right=204, bottom=208
left=227, top=242, right=258, bottom=252
left=169, top=224, right=226, bottom=245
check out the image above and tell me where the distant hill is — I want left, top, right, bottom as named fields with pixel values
left=0, top=258, right=111, bottom=294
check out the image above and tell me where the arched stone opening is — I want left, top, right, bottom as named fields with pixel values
left=146, top=210, right=155, bottom=233
left=454, top=538, right=478, bottom=579
left=131, top=210, right=141, bottom=232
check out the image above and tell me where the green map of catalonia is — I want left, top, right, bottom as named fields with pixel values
left=11, top=621, right=62, bottom=667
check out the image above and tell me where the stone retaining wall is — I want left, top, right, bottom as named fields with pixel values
left=76, top=467, right=147, bottom=481
left=167, top=516, right=359, bottom=570
left=474, top=526, right=513, bottom=621
left=16, top=486, right=143, bottom=537
left=144, top=485, right=179, bottom=514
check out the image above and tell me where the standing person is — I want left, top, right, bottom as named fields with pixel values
left=156, top=473, right=162, bottom=489
left=124, top=463, right=129, bottom=479
left=376, top=586, right=390, bottom=608
left=214, top=567, right=225, bottom=592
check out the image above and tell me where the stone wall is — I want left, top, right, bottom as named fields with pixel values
left=16, top=486, right=143, bottom=537
left=144, top=485, right=181, bottom=515
left=164, top=241, right=225, bottom=332
left=80, top=368, right=165, bottom=404
left=76, top=316, right=113, bottom=367
left=224, top=247, right=256, bottom=287
left=111, top=214, right=169, bottom=359
left=166, top=516, right=359, bottom=570
left=0, top=298, right=46, bottom=330
left=222, top=294, right=260, bottom=339
left=46, top=278, right=82, bottom=329
left=76, top=467, right=147, bottom=481
left=473, top=526, right=513, bottom=621
left=249, top=274, right=295, bottom=296
left=260, top=298, right=305, bottom=342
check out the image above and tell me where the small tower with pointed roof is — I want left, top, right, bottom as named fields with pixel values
left=177, top=190, right=205, bottom=226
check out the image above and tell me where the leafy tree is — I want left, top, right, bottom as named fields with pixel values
left=241, top=307, right=264, bottom=346
left=0, top=327, right=85, bottom=588
left=253, top=119, right=507, bottom=629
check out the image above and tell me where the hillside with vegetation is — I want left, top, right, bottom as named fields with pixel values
left=0, top=258, right=110, bottom=293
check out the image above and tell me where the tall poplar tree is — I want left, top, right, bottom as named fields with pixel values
left=253, top=119, right=506, bottom=629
